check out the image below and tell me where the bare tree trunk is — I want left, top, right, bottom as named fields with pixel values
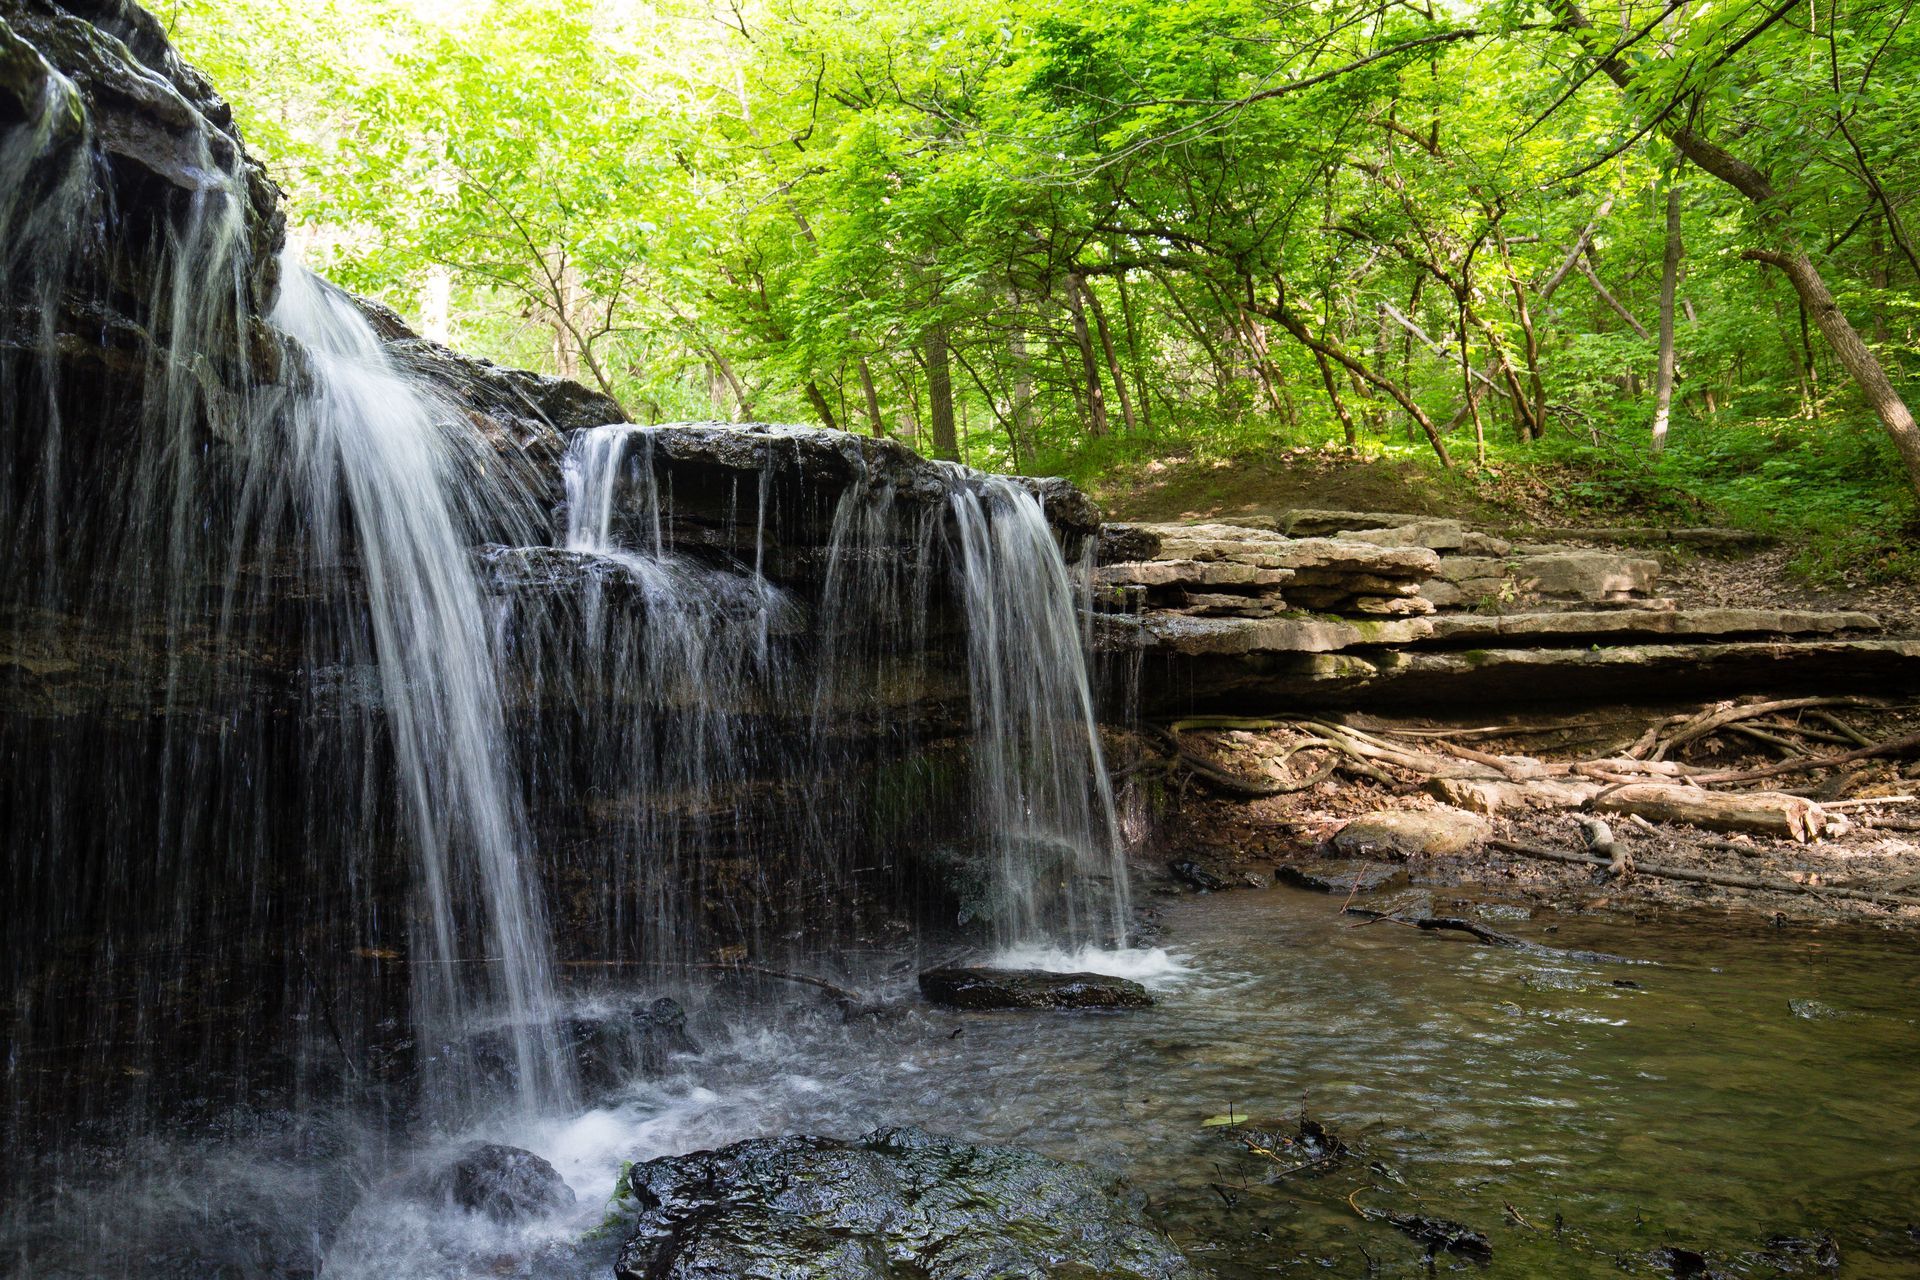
left=1651, top=176, right=1682, bottom=454
left=1115, top=272, right=1152, bottom=433
left=925, top=323, right=959, bottom=461
left=1494, top=231, right=1549, bottom=439
left=1868, top=217, right=1892, bottom=346
left=1083, top=279, right=1138, bottom=433
left=1459, top=305, right=1487, bottom=466
left=1150, top=266, right=1234, bottom=396
left=1578, top=255, right=1652, bottom=340
left=1062, top=274, right=1110, bottom=437
left=1268, top=302, right=1452, bottom=467
left=1749, top=247, right=1920, bottom=482
left=1238, top=311, right=1296, bottom=426
left=1312, top=348, right=1359, bottom=447
left=804, top=379, right=839, bottom=430
left=710, top=352, right=753, bottom=420
left=1009, top=329, right=1036, bottom=456
left=856, top=357, right=885, bottom=438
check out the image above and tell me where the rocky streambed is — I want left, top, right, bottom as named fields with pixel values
left=14, top=892, right=1918, bottom=1279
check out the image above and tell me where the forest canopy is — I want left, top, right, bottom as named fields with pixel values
left=161, top=0, right=1920, bottom=579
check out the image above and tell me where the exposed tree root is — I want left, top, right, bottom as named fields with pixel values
left=1156, top=699, right=1920, bottom=843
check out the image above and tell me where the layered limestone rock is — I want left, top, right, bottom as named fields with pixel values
left=1096, top=522, right=1437, bottom=619
left=1423, top=550, right=1662, bottom=608
left=1099, top=510, right=1919, bottom=713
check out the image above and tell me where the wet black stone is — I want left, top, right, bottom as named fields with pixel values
left=1383, top=1211, right=1493, bottom=1265
left=612, top=1125, right=1200, bottom=1280
left=442, top=999, right=702, bottom=1097
left=568, top=997, right=701, bottom=1090
left=425, top=1143, right=575, bottom=1224
left=918, top=966, right=1154, bottom=1010
left=1652, top=1245, right=1714, bottom=1278
left=1169, top=859, right=1225, bottom=891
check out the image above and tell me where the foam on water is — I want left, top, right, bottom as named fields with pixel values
left=984, top=942, right=1195, bottom=990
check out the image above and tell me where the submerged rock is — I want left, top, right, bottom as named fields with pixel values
left=1788, top=998, right=1848, bottom=1021
left=570, top=997, right=703, bottom=1090
left=423, top=1143, right=575, bottom=1224
left=612, top=1126, right=1200, bottom=1280
left=1169, top=859, right=1227, bottom=891
left=919, top=966, right=1154, bottom=1010
left=1275, top=859, right=1406, bottom=894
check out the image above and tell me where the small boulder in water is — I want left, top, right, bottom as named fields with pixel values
left=919, top=966, right=1154, bottom=1011
left=612, top=1126, right=1200, bottom=1280
left=1168, top=859, right=1226, bottom=891
left=568, top=997, right=701, bottom=1090
left=426, top=1143, right=575, bottom=1224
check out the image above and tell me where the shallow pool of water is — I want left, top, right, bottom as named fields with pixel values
left=13, top=887, right=1920, bottom=1277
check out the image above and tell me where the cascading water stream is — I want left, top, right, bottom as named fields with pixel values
left=272, top=265, right=571, bottom=1116
left=944, top=471, right=1130, bottom=950
left=548, top=426, right=1131, bottom=959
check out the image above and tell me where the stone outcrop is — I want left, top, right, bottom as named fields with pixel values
left=1100, top=508, right=1920, bottom=713
left=1427, top=608, right=1880, bottom=643
left=1423, top=550, right=1661, bottom=608
left=420, top=1144, right=576, bottom=1224
left=612, top=1127, right=1200, bottom=1280
left=1097, top=522, right=1437, bottom=619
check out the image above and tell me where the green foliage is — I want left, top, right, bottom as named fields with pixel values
left=164, top=0, right=1920, bottom=583
left=1490, top=414, right=1920, bottom=583
left=583, top=1159, right=639, bottom=1241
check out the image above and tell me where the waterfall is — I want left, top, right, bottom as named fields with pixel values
left=541, top=427, right=1130, bottom=963
left=1, top=13, right=1137, bottom=1274
left=946, top=472, right=1129, bottom=949
left=520, top=423, right=806, bottom=972
left=272, top=266, right=570, bottom=1114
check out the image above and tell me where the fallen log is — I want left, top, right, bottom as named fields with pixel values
left=1488, top=838, right=1920, bottom=909
left=1588, top=783, right=1838, bottom=842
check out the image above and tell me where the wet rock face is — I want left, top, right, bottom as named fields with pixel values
left=434, top=999, right=703, bottom=1097
left=918, top=966, right=1155, bottom=1010
left=613, top=1126, right=1200, bottom=1280
left=352, top=294, right=623, bottom=475
left=424, top=1143, right=576, bottom=1224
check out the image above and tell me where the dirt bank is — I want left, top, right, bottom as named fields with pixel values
left=1124, top=700, right=1920, bottom=931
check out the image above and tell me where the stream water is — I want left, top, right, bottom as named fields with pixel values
left=13, top=889, right=1915, bottom=1278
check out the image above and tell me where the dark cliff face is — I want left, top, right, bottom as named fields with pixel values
left=2, top=0, right=1114, bottom=1150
